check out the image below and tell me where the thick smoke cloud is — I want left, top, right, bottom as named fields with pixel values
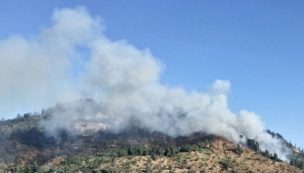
left=0, top=7, right=290, bottom=160
left=0, top=7, right=100, bottom=116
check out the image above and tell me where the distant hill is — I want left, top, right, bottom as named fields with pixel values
left=0, top=112, right=303, bottom=172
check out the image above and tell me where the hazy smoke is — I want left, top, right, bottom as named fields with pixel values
left=0, top=7, right=290, bottom=160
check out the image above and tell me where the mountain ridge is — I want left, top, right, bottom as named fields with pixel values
left=0, top=111, right=303, bottom=172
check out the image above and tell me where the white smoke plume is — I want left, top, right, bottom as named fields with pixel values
left=0, top=7, right=290, bottom=160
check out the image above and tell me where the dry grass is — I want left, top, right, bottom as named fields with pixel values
left=98, top=138, right=303, bottom=173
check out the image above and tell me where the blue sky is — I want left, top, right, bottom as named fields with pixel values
left=0, top=0, right=303, bottom=147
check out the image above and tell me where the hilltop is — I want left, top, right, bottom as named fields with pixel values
left=0, top=113, right=303, bottom=173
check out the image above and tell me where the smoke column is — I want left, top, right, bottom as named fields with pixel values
left=0, top=7, right=290, bottom=160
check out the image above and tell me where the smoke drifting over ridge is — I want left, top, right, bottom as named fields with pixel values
left=0, top=7, right=290, bottom=160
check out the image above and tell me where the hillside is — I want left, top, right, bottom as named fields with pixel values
left=0, top=113, right=303, bottom=173
left=26, top=138, right=303, bottom=173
